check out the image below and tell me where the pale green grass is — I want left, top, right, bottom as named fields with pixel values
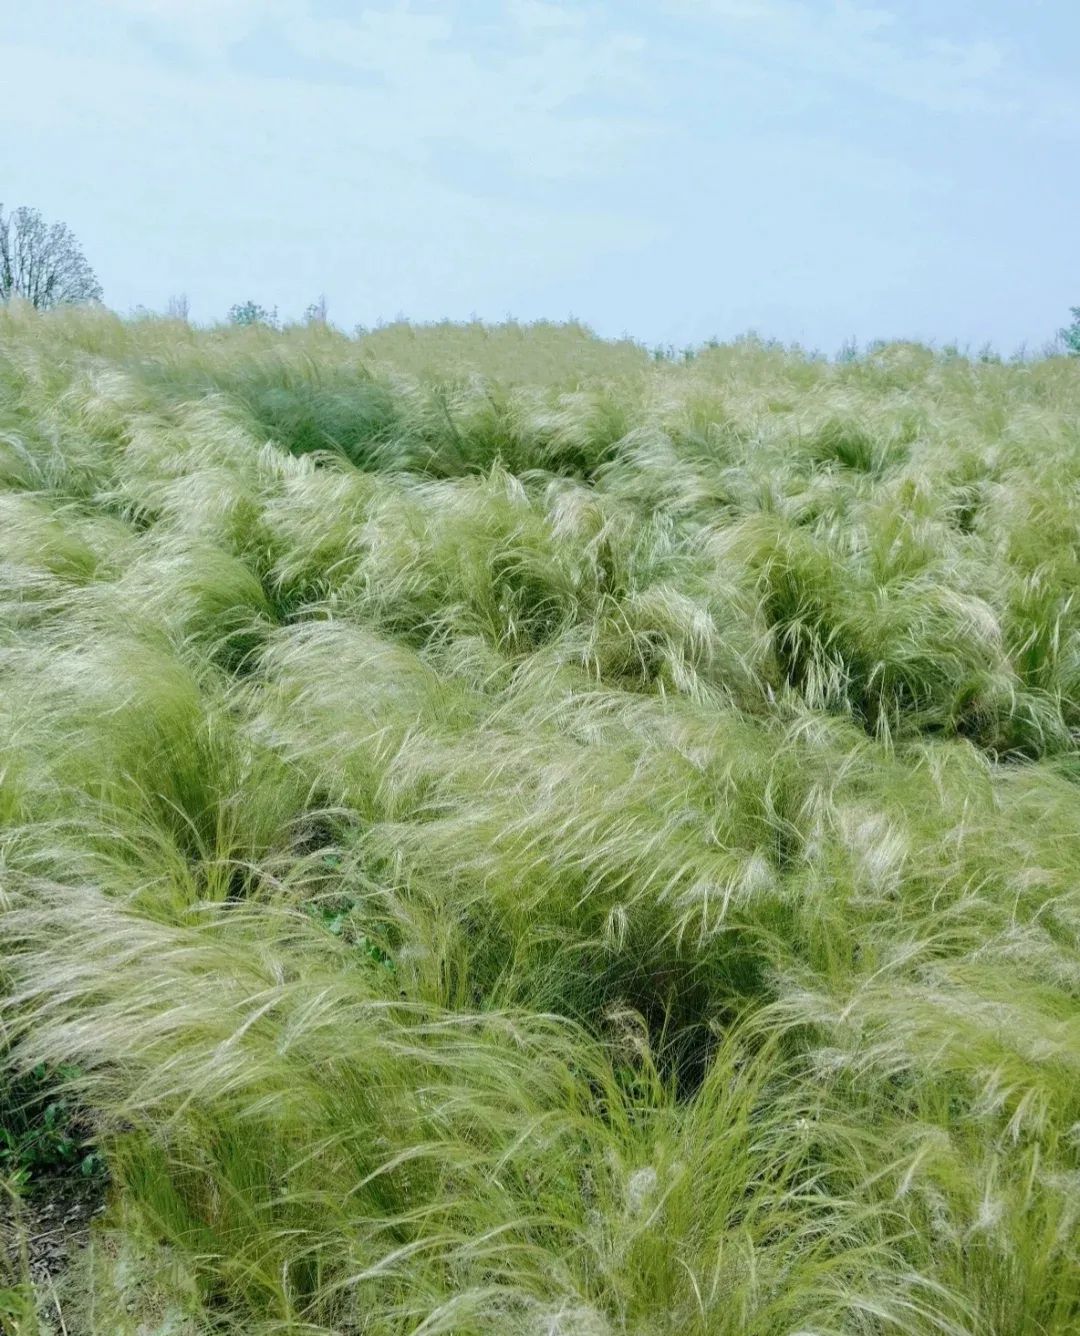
left=0, top=303, right=1079, bottom=1332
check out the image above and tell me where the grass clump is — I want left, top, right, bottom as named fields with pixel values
left=0, top=306, right=1079, bottom=1332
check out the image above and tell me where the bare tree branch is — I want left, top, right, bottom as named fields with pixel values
left=0, top=203, right=102, bottom=309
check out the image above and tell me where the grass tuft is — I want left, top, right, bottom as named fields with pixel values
left=1, top=309, right=1079, bottom=1331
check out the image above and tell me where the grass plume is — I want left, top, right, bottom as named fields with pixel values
left=0, top=306, right=1078, bottom=1331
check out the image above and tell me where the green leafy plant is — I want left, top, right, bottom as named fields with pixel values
left=227, top=299, right=279, bottom=328
left=0, top=1066, right=102, bottom=1185
left=1060, top=305, right=1080, bottom=355
left=306, top=866, right=396, bottom=972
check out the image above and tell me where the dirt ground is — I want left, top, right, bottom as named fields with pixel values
left=1, top=1172, right=106, bottom=1326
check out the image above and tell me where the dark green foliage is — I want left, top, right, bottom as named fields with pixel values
left=227, top=300, right=278, bottom=328
left=1060, top=305, right=1080, bottom=356
left=0, top=1067, right=102, bottom=1187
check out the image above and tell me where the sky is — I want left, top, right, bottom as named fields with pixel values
left=2, top=0, right=1078, bottom=353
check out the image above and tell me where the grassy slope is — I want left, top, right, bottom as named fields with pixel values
left=1, top=305, right=1079, bottom=1333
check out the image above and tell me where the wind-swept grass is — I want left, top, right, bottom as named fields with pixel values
left=1, top=303, right=1079, bottom=1332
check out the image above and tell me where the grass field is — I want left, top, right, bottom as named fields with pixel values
left=1, top=303, right=1079, bottom=1333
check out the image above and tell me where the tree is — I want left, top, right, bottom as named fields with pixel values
left=304, top=294, right=328, bottom=326
left=228, top=299, right=278, bottom=328
left=0, top=203, right=102, bottom=309
left=1060, top=308, right=1080, bottom=356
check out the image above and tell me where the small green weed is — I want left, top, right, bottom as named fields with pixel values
left=0, top=1067, right=103, bottom=1187
left=306, top=869, right=396, bottom=972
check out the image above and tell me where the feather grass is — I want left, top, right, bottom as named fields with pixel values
left=1, top=307, right=1079, bottom=1331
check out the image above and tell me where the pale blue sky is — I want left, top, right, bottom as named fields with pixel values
left=3, top=1, right=1078, bottom=352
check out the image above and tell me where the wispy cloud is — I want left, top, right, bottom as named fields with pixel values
left=3, top=0, right=1076, bottom=346
left=0, top=2, right=660, bottom=323
left=98, top=0, right=277, bottom=63
left=671, top=0, right=1078, bottom=129
left=274, top=7, right=649, bottom=178
left=90, top=2, right=652, bottom=180
left=508, top=0, right=589, bottom=33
